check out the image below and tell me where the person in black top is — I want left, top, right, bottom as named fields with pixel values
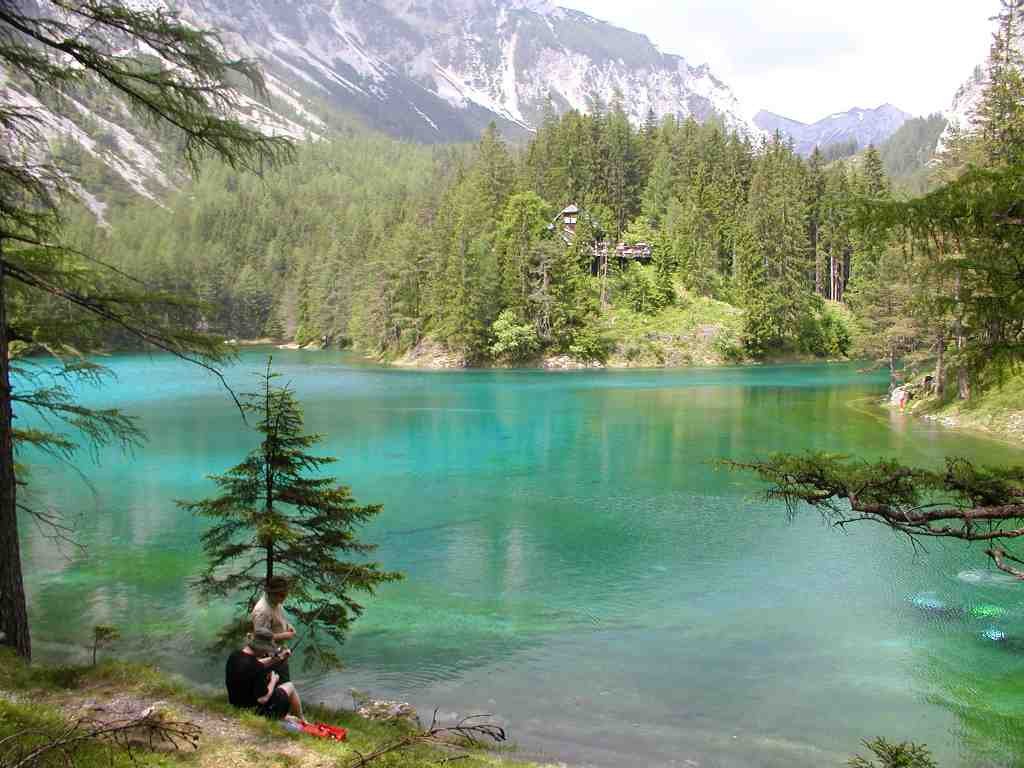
left=225, top=628, right=303, bottom=719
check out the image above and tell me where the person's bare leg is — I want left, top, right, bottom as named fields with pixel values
left=280, top=682, right=303, bottom=719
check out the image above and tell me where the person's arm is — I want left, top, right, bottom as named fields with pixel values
left=257, top=670, right=280, bottom=705
left=273, top=626, right=296, bottom=643
left=255, top=604, right=295, bottom=643
left=257, top=648, right=292, bottom=669
left=275, top=611, right=296, bottom=643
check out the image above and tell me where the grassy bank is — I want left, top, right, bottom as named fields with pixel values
left=907, top=371, right=1024, bottom=445
left=0, top=651, right=545, bottom=768
left=602, top=292, right=745, bottom=367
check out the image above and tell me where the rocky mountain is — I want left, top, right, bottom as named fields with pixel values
left=174, top=0, right=756, bottom=141
left=754, top=104, right=912, bottom=157
left=1, top=0, right=760, bottom=212
left=935, top=65, right=985, bottom=157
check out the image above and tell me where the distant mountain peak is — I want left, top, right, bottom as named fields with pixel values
left=754, top=104, right=912, bottom=156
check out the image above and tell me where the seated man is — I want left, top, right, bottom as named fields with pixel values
left=225, top=628, right=303, bottom=720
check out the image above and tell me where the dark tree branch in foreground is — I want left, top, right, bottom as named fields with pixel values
left=0, top=709, right=200, bottom=768
left=345, top=709, right=507, bottom=768
left=727, top=453, right=1024, bottom=579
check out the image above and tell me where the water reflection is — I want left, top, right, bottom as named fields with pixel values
left=20, top=351, right=1024, bottom=767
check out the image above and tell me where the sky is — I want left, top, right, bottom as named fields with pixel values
left=560, top=0, right=999, bottom=124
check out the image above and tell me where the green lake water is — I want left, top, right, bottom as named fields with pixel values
left=19, top=350, right=1024, bottom=767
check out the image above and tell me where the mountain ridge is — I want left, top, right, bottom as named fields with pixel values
left=179, top=0, right=759, bottom=141
left=754, top=103, right=912, bottom=156
left=0, top=0, right=764, bottom=211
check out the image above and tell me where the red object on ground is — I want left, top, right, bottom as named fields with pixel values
left=300, top=722, right=348, bottom=741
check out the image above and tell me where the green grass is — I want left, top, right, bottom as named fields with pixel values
left=0, top=699, right=194, bottom=768
left=0, top=651, right=544, bottom=768
left=917, top=369, right=1024, bottom=442
left=604, top=290, right=745, bottom=367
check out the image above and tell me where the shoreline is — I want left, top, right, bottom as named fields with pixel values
left=2, top=652, right=555, bottom=768
left=237, top=337, right=839, bottom=371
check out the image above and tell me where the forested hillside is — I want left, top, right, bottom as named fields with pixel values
left=72, top=106, right=903, bottom=367
left=878, top=113, right=949, bottom=195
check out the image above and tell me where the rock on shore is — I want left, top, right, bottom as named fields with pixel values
left=393, top=339, right=468, bottom=369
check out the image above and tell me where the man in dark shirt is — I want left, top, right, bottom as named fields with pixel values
left=225, top=628, right=303, bottom=719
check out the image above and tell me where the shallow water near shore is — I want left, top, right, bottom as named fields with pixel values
left=21, top=350, right=1024, bottom=767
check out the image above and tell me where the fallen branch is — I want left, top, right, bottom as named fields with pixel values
left=345, top=709, right=507, bottom=768
left=1, top=708, right=201, bottom=768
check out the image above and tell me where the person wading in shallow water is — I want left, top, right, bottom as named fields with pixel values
left=252, top=576, right=296, bottom=683
left=225, top=628, right=304, bottom=720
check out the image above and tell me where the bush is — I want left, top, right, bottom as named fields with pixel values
left=798, top=304, right=853, bottom=358
left=713, top=327, right=745, bottom=363
left=569, top=325, right=615, bottom=363
left=614, top=263, right=666, bottom=315
left=489, top=310, right=539, bottom=363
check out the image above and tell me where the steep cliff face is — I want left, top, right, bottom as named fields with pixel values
left=1, top=0, right=759, bottom=210
left=177, top=0, right=757, bottom=142
left=754, top=104, right=912, bottom=157
left=935, top=65, right=986, bottom=156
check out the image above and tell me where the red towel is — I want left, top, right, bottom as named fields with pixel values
left=300, top=722, right=348, bottom=741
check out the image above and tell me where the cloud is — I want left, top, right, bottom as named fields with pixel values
left=679, top=1, right=860, bottom=74
left=560, top=0, right=998, bottom=123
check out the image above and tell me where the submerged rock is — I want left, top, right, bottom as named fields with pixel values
left=356, top=699, right=419, bottom=724
left=910, top=592, right=948, bottom=612
left=969, top=603, right=1007, bottom=620
left=981, top=626, right=1008, bottom=642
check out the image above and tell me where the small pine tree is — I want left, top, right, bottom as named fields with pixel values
left=181, top=358, right=402, bottom=667
left=848, top=738, right=937, bottom=768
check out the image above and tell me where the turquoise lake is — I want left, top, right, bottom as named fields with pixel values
left=19, top=349, right=1024, bottom=767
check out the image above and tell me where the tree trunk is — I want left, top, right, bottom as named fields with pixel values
left=934, top=332, right=946, bottom=400
left=957, top=363, right=971, bottom=401
left=264, top=367, right=274, bottom=584
left=954, top=269, right=970, bottom=401
left=0, top=247, right=31, bottom=659
left=830, top=252, right=841, bottom=302
left=599, top=247, right=609, bottom=308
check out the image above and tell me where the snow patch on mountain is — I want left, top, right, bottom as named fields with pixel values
left=173, top=0, right=759, bottom=141
left=4, top=0, right=764, bottom=211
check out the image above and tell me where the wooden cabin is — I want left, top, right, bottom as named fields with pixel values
left=551, top=203, right=653, bottom=267
left=614, top=242, right=653, bottom=263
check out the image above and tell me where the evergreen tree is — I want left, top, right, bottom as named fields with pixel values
left=819, top=166, right=853, bottom=302
left=974, top=0, right=1024, bottom=167
left=182, top=360, right=401, bottom=667
left=640, top=146, right=675, bottom=228
left=735, top=136, right=813, bottom=353
left=0, top=0, right=292, bottom=659
left=805, top=147, right=827, bottom=296
left=497, top=191, right=551, bottom=318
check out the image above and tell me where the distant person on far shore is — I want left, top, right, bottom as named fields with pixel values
left=252, top=575, right=296, bottom=683
left=225, top=628, right=303, bottom=720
